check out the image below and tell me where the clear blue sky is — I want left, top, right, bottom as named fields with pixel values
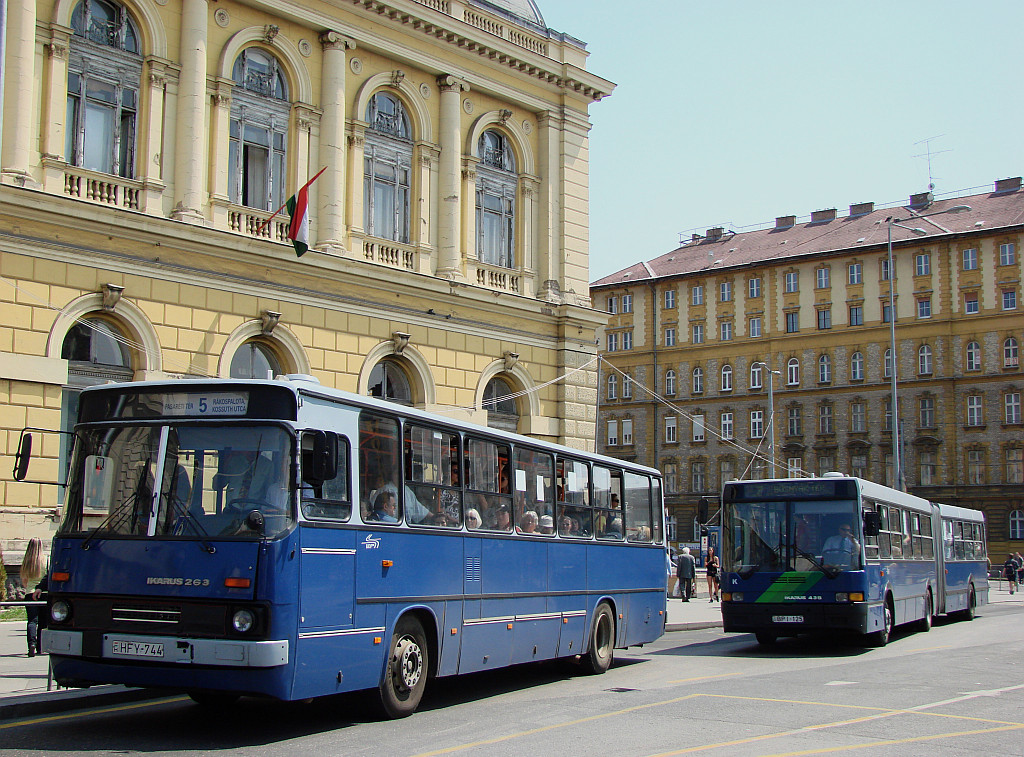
left=537, top=0, right=1024, bottom=282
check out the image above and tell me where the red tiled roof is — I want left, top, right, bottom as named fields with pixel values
left=591, top=182, right=1024, bottom=289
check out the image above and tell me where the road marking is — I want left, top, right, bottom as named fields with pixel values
left=665, top=672, right=747, bottom=684
left=0, top=696, right=187, bottom=730
left=762, top=723, right=1024, bottom=756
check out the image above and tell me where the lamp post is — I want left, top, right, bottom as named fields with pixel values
left=753, top=361, right=782, bottom=475
left=885, top=204, right=971, bottom=490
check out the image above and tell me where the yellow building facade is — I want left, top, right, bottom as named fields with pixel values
left=0, top=0, right=612, bottom=559
left=593, top=180, right=1024, bottom=559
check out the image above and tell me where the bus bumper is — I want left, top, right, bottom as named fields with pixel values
left=42, top=629, right=289, bottom=668
left=722, top=603, right=867, bottom=635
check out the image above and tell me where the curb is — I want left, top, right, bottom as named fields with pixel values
left=0, top=685, right=176, bottom=720
left=666, top=621, right=723, bottom=633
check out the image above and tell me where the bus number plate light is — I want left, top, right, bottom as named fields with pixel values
left=771, top=615, right=803, bottom=623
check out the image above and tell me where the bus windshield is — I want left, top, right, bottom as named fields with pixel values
left=725, top=498, right=862, bottom=576
left=61, top=424, right=294, bottom=540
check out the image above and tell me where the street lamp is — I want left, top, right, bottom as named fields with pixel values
left=885, top=204, right=971, bottom=490
left=752, top=361, right=782, bottom=475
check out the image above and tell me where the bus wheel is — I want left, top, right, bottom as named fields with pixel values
left=962, top=586, right=977, bottom=621
left=187, top=690, right=240, bottom=707
left=581, top=603, right=615, bottom=675
left=917, top=592, right=933, bottom=632
left=755, top=632, right=777, bottom=646
left=869, top=597, right=894, bottom=647
left=379, top=616, right=428, bottom=719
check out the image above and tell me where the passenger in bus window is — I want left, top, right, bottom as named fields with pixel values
left=539, top=514, right=554, bottom=534
left=603, top=517, right=623, bottom=539
left=371, top=490, right=398, bottom=523
left=519, top=510, right=538, bottom=534
left=494, top=505, right=511, bottom=532
left=465, top=508, right=482, bottom=529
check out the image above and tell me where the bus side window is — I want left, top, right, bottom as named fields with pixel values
left=920, top=514, right=933, bottom=558
left=464, top=437, right=511, bottom=531
left=888, top=507, right=904, bottom=558
left=514, top=447, right=553, bottom=536
left=557, top=457, right=591, bottom=538
left=863, top=499, right=879, bottom=559
left=594, top=466, right=623, bottom=540
left=301, top=431, right=351, bottom=521
left=624, top=471, right=652, bottom=542
left=405, top=424, right=461, bottom=528
left=651, top=478, right=664, bottom=544
left=359, top=413, right=402, bottom=525
left=877, top=506, right=891, bottom=559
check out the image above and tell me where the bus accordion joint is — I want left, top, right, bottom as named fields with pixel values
left=224, top=577, right=251, bottom=588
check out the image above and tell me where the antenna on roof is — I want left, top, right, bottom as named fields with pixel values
left=912, top=135, right=951, bottom=193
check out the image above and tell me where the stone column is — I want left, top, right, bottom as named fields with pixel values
left=316, top=31, right=353, bottom=253
left=436, top=74, right=468, bottom=278
left=40, top=28, right=71, bottom=193
left=1, top=0, right=38, bottom=185
left=536, top=110, right=561, bottom=302
left=171, top=0, right=208, bottom=224
left=207, top=80, right=232, bottom=227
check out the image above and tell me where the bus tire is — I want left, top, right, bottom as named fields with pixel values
left=962, top=586, right=977, bottom=621
left=378, top=616, right=428, bottom=719
left=868, top=596, right=894, bottom=647
left=755, top=631, right=777, bottom=646
left=580, top=603, right=615, bottom=675
left=187, top=690, right=240, bottom=707
left=917, top=591, right=933, bottom=632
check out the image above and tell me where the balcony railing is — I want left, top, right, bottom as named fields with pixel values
left=363, top=239, right=417, bottom=270
left=475, top=261, right=521, bottom=294
left=228, top=206, right=289, bottom=242
left=63, top=167, right=141, bottom=210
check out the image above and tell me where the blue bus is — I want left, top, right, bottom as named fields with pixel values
left=719, top=474, right=988, bottom=647
left=24, top=376, right=666, bottom=717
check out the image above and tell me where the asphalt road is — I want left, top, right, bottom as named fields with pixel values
left=2, top=601, right=1022, bottom=756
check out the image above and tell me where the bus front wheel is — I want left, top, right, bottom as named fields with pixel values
left=961, top=586, right=977, bottom=621
left=379, top=616, right=429, bottom=719
left=755, top=631, right=777, bottom=646
left=917, top=591, right=933, bottom=632
left=868, top=597, right=894, bottom=647
left=580, top=603, right=615, bottom=675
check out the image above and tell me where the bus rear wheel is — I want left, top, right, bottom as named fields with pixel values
left=917, top=592, right=933, bottom=632
left=961, top=586, right=977, bottom=621
left=378, top=616, right=429, bottom=719
left=580, top=603, right=615, bottom=675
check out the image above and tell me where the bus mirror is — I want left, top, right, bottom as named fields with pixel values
left=13, top=433, right=32, bottom=481
left=863, top=511, right=881, bottom=536
left=303, top=431, right=337, bottom=485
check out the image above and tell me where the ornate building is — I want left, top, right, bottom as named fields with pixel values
left=592, top=178, right=1024, bottom=558
left=0, top=0, right=612, bottom=557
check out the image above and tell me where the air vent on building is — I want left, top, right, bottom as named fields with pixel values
left=775, top=215, right=796, bottom=229
left=995, top=177, right=1022, bottom=193
left=810, top=208, right=837, bottom=223
left=706, top=227, right=724, bottom=241
left=849, top=202, right=874, bottom=216
left=909, top=191, right=933, bottom=208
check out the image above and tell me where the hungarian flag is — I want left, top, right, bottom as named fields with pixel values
left=286, top=186, right=311, bottom=257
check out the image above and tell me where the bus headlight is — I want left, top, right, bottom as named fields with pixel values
left=231, top=609, right=255, bottom=633
left=50, top=600, right=71, bottom=624
left=723, top=593, right=741, bottom=602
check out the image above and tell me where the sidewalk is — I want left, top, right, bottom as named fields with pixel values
left=2, top=583, right=1019, bottom=719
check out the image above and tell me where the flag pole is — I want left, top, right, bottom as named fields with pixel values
left=255, top=166, right=328, bottom=236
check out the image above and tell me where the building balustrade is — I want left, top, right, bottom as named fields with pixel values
left=475, top=261, right=521, bottom=294
left=63, top=166, right=142, bottom=211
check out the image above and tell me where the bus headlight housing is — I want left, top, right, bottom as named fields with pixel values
left=723, top=592, right=741, bottom=602
left=835, top=592, right=864, bottom=603
left=231, top=609, right=256, bottom=634
left=50, top=600, right=71, bottom=624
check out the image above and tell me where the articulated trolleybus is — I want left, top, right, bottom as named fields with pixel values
left=30, top=377, right=666, bottom=717
left=720, top=474, right=988, bottom=647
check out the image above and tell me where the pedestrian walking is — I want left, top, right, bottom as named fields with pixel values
left=1016, top=552, right=1024, bottom=588
left=706, top=547, right=720, bottom=602
left=676, top=547, right=697, bottom=601
left=16, top=538, right=46, bottom=656
left=1004, top=553, right=1019, bottom=595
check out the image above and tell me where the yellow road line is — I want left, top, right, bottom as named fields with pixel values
left=0, top=695, right=187, bottom=730
left=763, top=723, right=1024, bottom=756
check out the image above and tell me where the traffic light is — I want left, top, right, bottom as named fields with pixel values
left=700, top=526, right=709, bottom=537
left=697, top=497, right=708, bottom=524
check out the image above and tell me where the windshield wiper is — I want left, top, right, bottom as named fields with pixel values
left=793, top=545, right=840, bottom=579
left=82, top=459, right=150, bottom=550
left=167, top=494, right=216, bottom=554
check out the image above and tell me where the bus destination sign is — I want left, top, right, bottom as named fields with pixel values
left=162, top=392, right=249, bottom=417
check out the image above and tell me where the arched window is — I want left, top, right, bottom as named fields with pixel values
left=721, top=364, right=733, bottom=392
left=607, top=373, right=617, bottom=400
left=966, top=341, right=981, bottom=371
left=364, top=92, right=411, bottom=243
left=476, top=129, right=516, bottom=268
left=750, top=363, right=763, bottom=390
left=622, top=374, right=633, bottom=400
left=230, top=339, right=283, bottom=379
left=818, top=354, right=831, bottom=383
left=851, top=351, right=864, bottom=380
left=1005, top=337, right=1019, bottom=368
left=665, top=369, right=676, bottom=396
left=787, top=357, right=800, bottom=386
left=884, top=348, right=893, bottom=378
left=483, top=376, right=519, bottom=432
left=692, top=367, right=703, bottom=394
left=1010, top=509, right=1024, bottom=540
left=229, top=47, right=290, bottom=211
left=919, top=344, right=933, bottom=375
left=368, top=358, right=412, bottom=405
left=67, top=0, right=142, bottom=178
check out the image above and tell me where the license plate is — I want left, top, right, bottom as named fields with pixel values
left=771, top=615, right=804, bottom=623
left=110, top=639, right=165, bottom=658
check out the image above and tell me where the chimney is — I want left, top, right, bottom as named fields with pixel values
left=706, top=227, right=724, bottom=242
left=810, top=208, right=837, bottom=223
left=995, top=177, right=1022, bottom=193
left=775, top=215, right=796, bottom=229
left=909, top=191, right=933, bottom=208
left=849, top=201, right=874, bottom=216
left=691, top=233, right=702, bottom=243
